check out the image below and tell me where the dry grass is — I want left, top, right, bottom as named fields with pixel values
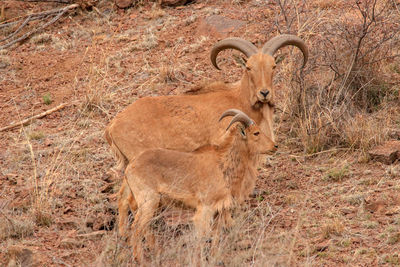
left=97, top=201, right=298, bottom=266
left=275, top=0, right=400, bottom=154
left=0, top=214, right=35, bottom=241
left=2, top=0, right=400, bottom=266
left=127, top=27, right=159, bottom=52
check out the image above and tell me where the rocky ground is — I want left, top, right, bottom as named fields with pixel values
left=1, top=0, right=400, bottom=266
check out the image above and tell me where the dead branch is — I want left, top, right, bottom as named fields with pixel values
left=0, top=103, right=69, bottom=132
left=21, top=0, right=72, bottom=3
left=0, top=3, right=78, bottom=50
left=0, top=15, right=32, bottom=43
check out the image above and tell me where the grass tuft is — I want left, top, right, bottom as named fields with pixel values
left=324, top=164, right=349, bottom=182
left=42, top=93, right=52, bottom=105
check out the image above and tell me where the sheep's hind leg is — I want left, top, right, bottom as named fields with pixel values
left=130, top=191, right=160, bottom=263
left=117, top=179, right=138, bottom=238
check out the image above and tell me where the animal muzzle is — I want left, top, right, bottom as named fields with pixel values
left=260, top=144, right=278, bottom=155
left=258, top=89, right=270, bottom=102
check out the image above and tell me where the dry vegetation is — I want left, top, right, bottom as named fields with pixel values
left=1, top=0, right=400, bottom=266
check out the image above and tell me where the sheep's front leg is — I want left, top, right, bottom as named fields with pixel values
left=193, top=205, right=214, bottom=240
left=219, top=209, right=234, bottom=230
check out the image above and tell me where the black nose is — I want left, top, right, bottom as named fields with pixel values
left=260, top=90, right=269, bottom=98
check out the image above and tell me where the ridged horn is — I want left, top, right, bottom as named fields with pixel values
left=211, top=38, right=258, bottom=70
left=262, top=34, right=308, bottom=68
left=219, top=109, right=254, bottom=131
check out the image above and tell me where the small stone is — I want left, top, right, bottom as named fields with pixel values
left=115, top=0, right=133, bottom=9
left=59, top=238, right=84, bottom=249
left=365, top=200, right=386, bottom=213
left=368, top=140, right=400, bottom=164
left=197, top=15, right=245, bottom=37
left=159, top=0, right=192, bottom=7
left=77, top=230, right=106, bottom=240
left=313, top=240, right=330, bottom=253
left=340, top=208, right=353, bottom=215
left=6, top=246, right=39, bottom=267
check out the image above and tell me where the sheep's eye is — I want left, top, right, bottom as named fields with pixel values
left=272, top=65, right=277, bottom=69
left=246, top=66, right=251, bottom=71
left=253, top=132, right=260, bottom=136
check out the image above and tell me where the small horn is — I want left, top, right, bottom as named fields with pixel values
left=219, top=109, right=254, bottom=130
left=210, top=38, right=258, bottom=70
left=262, top=34, right=308, bottom=68
left=218, top=109, right=242, bottom=122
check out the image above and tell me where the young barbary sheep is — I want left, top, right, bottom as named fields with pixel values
left=105, top=34, right=308, bottom=173
left=121, top=109, right=277, bottom=260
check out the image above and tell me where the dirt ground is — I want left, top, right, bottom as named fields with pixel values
left=1, top=0, right=400, bottom=266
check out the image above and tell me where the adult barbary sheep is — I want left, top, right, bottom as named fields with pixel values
left=105, top=34, right=308, bottom=172
left=121, top=109, right=277, bottom=260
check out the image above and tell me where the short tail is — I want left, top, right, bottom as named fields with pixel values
left=105, top=125, right=128, bottom=172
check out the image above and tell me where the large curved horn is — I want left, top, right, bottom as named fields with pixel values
left=262, top=34, right=308, bottom=68
left=211, top=38, right=258, bottom=70
left=219, top=109, right=254, bottom=130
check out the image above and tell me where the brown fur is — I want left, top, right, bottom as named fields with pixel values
left=119, top=119, right=276, bottom=261
left=183, top=81, right=232, bottom=95
left=105, top=53, right=278, bottom=175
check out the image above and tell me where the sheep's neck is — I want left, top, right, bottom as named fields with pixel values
left=220, top=136, right=254, bottom=201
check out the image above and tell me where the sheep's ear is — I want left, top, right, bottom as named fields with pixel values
left=238, top=125, right=247, bottom=139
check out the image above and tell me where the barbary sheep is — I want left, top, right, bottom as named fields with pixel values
left=120, top=109, right=277, bottom=260
left=105, top=34, right=308, bottom=173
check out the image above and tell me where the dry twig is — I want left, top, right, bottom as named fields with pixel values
left=0, top=103, right=69, bottom=132
left=0, top=3, right=78, bottom=50
left=22, top=0, right=72, bottom=3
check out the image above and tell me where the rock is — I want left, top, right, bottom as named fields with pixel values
left=159, top=0, right=193, bottom=7
left=365, top=200, right=386, bottom=213
left=368, top=140, right=400, bottom=164
left=114, top=0, right=133, bottom=9
left=59, top=238, right=84, bottom=249
left=77, top=230, right=106, bottom=240
left=76, top=0, right=98, bottom=9
left=340, top=208, right=353, bottom=215
left=6, top=246, right=40, bottom=267
left=92, top=215, right=114, bottom=231
left=197, top=15, right=245, bottom=37
left=313, top=240, right=330, bottom=253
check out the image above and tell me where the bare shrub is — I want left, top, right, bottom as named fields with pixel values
left=275, top=0, right=400, bottom=153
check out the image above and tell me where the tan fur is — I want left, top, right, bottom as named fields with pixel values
left=105, top=52, right=277, bottom=174
left=120, top=118, right=276, bottom=261
left=183, top=81, right=232, bottom=95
